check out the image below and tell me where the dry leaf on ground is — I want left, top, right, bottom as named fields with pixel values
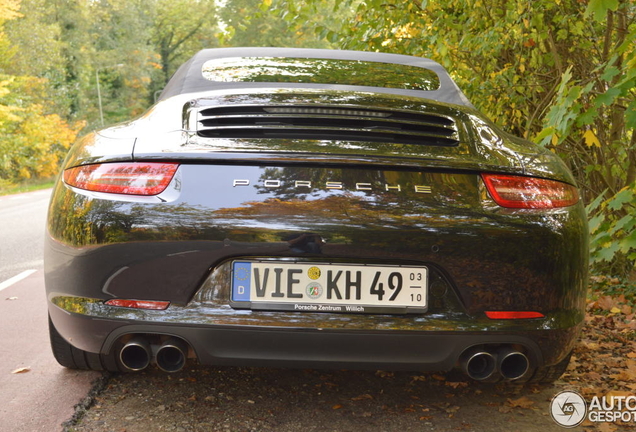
left=507, top=396, right=535, bottom=409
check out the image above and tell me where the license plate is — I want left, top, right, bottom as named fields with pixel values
left=230, top=261, right=428, bottom=314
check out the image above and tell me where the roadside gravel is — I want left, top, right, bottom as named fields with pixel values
left=65, top=365, right=572, bottom=432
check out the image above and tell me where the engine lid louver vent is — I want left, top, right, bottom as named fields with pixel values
left=196, top=105, right=460, bottom=147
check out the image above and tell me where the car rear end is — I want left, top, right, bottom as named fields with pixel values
left=45, top=87, right=588, bottom=381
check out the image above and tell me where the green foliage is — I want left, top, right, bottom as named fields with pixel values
left=150, top=0, right=218, bottom=91
left=219, top=0, right=339, bottom=48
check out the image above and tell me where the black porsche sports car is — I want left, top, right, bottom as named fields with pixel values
left=45, top=48, right=588, bottom=383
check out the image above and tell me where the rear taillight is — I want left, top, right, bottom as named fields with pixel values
left=104, top=299, right=170, bottom=310
left=64, top=162, right=179, bottom=195
left=481, top=174, right=579, bottom=209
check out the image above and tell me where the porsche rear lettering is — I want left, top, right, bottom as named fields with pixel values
left=233, top=179, right=432, bottom=193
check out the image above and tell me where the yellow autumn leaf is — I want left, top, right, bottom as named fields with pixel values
left=583, top=129, right=601, bottom=147
left=610, top=307, right=622, bottom=314
left=551, top=134, right=559, bottom=146
left=0, top=0, right=21, bottom=21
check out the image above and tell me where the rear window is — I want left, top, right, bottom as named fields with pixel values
left=201, top=57, right=441, bottom=91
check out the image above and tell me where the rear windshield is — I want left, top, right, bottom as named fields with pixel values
left=201, top=57, right=441, bottom=91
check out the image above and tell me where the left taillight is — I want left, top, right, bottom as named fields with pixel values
left=64, top=162, right=179, bottom=196
left=481, top=173, right=579, bottom=209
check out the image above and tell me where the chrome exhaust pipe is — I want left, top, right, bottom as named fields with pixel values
left=119, top=337, right=151, bottom=371
left=156, top=338, right=188, bottom=373
left=460, top=348, right=496, bottom=381
left=498, top=348, right=529, bottom=380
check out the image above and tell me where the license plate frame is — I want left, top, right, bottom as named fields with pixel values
left=230, top=260, right=428, bottom=314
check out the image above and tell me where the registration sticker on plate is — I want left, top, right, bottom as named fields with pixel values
left=230, top=261, right=427, bottom=314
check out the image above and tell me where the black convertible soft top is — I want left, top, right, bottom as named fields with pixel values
left=158, top=47, right=474, bottom=107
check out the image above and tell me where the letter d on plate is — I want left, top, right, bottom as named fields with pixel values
left=232, top=262, right=252, bottom=301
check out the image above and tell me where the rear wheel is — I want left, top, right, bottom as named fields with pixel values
left=48, top=315, right=120, bottom=372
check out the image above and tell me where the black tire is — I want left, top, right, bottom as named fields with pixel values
left=524, top=351, right=572, bottom=385
left=48, top=315, right=120, bottom=372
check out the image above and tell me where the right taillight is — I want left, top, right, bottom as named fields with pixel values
left=481, top=173, right=579, bottom=209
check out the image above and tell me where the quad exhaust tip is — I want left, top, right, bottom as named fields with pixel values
left=498, top=348, right=530, bottom=380
left=156, top=338, right=189, bottom=373
left=118, top=336, right=190, bottom=373
left=460, top=346, right=530, bottom=381
left=461, top=349, right=496, bottom=381
left=119, top=337, right=151, bottom=371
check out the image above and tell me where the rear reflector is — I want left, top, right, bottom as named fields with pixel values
left=64, top=162, right=179, bottom=195
left=105, top=299, right=170, bottom=310
left=481, top=174, right=579, bottom=208
left=485, top=311, right=545, bottom=319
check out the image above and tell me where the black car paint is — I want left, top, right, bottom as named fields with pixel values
left=45, top=49, right=588, bottom=374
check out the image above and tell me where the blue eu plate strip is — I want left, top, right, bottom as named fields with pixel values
left=232, top=262, right=251, bottom=301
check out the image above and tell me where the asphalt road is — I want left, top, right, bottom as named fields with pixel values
left=0, top=189, right=99, bottom=432
left=0, top=189, right=50, bottom=283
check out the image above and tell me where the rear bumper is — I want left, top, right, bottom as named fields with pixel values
left=48, top=296, right=582, bottom=371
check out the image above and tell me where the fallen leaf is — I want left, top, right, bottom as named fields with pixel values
left=445, top=405, right=460, bottom=414
left=605, top=390, right=634, bottom=400
left=11, top=367, right=30, bottom=374
left=610, top=371, right=633, bottom=381
left=597, top=295, right=618, bottom=311
left=623, top=359, right=636, bottom=372
left=597, top=423, right=617, bottom=432
left=332, top=404, right=343, bottom=410
left=445, top=381, right=468, bottom=389
left=507, top=396, right=534, bottom=409
left=627, top=352, right=636, bottom=359
left=583, top=342, right=600, bottom=350
left=419, top=416, right=432, bottom=421
left=351, top=394, right=373, bottom=401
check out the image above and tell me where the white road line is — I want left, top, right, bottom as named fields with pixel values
left=0, top=270, right=37, bottom=292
